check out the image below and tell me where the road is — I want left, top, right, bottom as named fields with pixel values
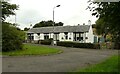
left=2, top=45, right=118, bottom=72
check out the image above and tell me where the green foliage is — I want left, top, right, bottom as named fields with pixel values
left=2, top=44, right=62, bottom=56
left=1, top=0, right=18, bottom=21
left=88, top=2, right=120, bottom=49
left=2, top=22, right=25, bottom=52
left=33, top=20, right=64, bottom=28
left=95, top=18, right=106, bottom=35
left=57, top=41, right=100, bottom=49
left=1, top=0, right=25, bottom=52
left=92, top=24, right=96, bottom=28
left=40, top=39, right=53, bottom=45
left=24, top=27, right=30, bottom=31
left=78, top=55, right=119, bottom=72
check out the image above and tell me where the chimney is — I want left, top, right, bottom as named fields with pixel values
left=88, top=20, right=91, bottom=25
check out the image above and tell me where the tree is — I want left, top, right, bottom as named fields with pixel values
left=95, top=18, right=110, bottom=42
left=55, top=22, right=64, bottom=26
left=2, top=22, right=25, bottom=52
left=1, top=1, right=25, bottom=52
left=1, top=0, right=19, bottom=21
left=24, top=27, right=30, bottom=31
left=33, top=20, right=64, bottom=28
left=87, top=1, right=120, bottom=49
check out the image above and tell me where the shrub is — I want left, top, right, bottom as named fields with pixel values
left=93, top=43, right=100, bottom=49
left=57, top=41, right=73, bottom=47
left=2, top=22, right=25, bottom=52
left=57, top=41, right=100, bottom=49
left=40, top=39, right=52, bottom=45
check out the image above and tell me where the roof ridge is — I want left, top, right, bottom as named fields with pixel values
left=28, top=25, right=90, bottom=33
left=32, top=25, right=90, bottom=29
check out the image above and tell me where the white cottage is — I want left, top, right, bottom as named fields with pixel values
left=27, top=25, right=94, bottom=43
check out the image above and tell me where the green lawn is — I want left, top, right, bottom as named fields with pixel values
left=77, top=55, right=119, bottom=72
left=2, top=44, right=62, bottom=56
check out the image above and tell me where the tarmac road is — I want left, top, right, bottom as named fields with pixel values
left=2, top=45, right=118, bottom=72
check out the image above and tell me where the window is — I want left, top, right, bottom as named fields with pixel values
left=80, top=37, right=83, bottom=41
left=37, top=33, right=40, bottom=36
left=27, top=33, right=34, bottom=40
left=69, top=37, right=71, bottom=40
left=73, top=32, right=83, bottom=41
left=85, top=37, right=88, bottom=39
left=44, top=33, right=49, bottom=40
left=64, top=32, right=68, bottom=40
left=77, top=37, right=80, bottom=40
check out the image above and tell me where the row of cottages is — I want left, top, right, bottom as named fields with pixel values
left=27, top=25, right=95, bottom=43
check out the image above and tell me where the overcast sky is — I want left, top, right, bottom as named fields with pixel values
left=6, top=0, right=98, bottom=30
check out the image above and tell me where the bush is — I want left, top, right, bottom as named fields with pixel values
left=2, top=22, right=25, bottom=52
left=114, top=42, right=120, bottom=49
left=57, top=41, right=100, bottom=49
left=57, top=41, right=73, bottom=47
left=40, top=39, right=52, bottom=45
left=93, top=43, right=100, bottom=49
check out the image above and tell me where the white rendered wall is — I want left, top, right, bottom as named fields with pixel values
left=68, top=32, right=74, bottom=41
left=49, top=33, right=53, bottom=39
left=34, top=34, right=39, bottom=40
left=34, top=33, right=54, bottom=40
left=51, top=33, right=54, bottom=39
left=59, top=33, right=65, bottom=41
left=86, top=26, right=94, bottom=43
left=32, top=31, right=94, bottom=43
left=59, top=32, right=73, bottom=41
left=82, top=33, right=86, bottom=43
left=40, top=33, right=44, bottom=40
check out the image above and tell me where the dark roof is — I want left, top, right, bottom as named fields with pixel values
left=28, top=25, right=90, bottom=33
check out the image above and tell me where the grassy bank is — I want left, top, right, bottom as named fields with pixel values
left=2, top=44, right=62, bottom=56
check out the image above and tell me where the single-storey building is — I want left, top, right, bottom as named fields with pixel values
left=27, top=25, right=95, bottom=43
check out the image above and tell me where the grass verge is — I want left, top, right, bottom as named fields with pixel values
left=2, top=44, right=62, bottom=56
left=77, top=55, right=119, bottom=72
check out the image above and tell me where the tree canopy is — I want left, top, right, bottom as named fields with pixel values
left=1, top=1, right=25, bottom=52
left=2, top=22, right=25, bottom=52
left=33, top=20, right=64, bottom=28
left=88, top=1, right=120, bottom=48
left=24, top=27, right=30, bottom=31
left=1, top=0, right=18, bottom=21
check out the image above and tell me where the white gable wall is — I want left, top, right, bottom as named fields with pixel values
left=86, top=26, right=94, bottom=43
left=82, top=32, right=86, bottom=43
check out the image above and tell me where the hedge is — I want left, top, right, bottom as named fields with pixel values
left=57, top=41, right=100, bottom=49
left=40, top=39, right=52, bottom=45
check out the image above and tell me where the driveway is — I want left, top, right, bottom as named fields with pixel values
left=2, top=45, right=118, bottom=72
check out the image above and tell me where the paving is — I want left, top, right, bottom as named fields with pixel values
left=2, top=44, right=118, bottom=72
